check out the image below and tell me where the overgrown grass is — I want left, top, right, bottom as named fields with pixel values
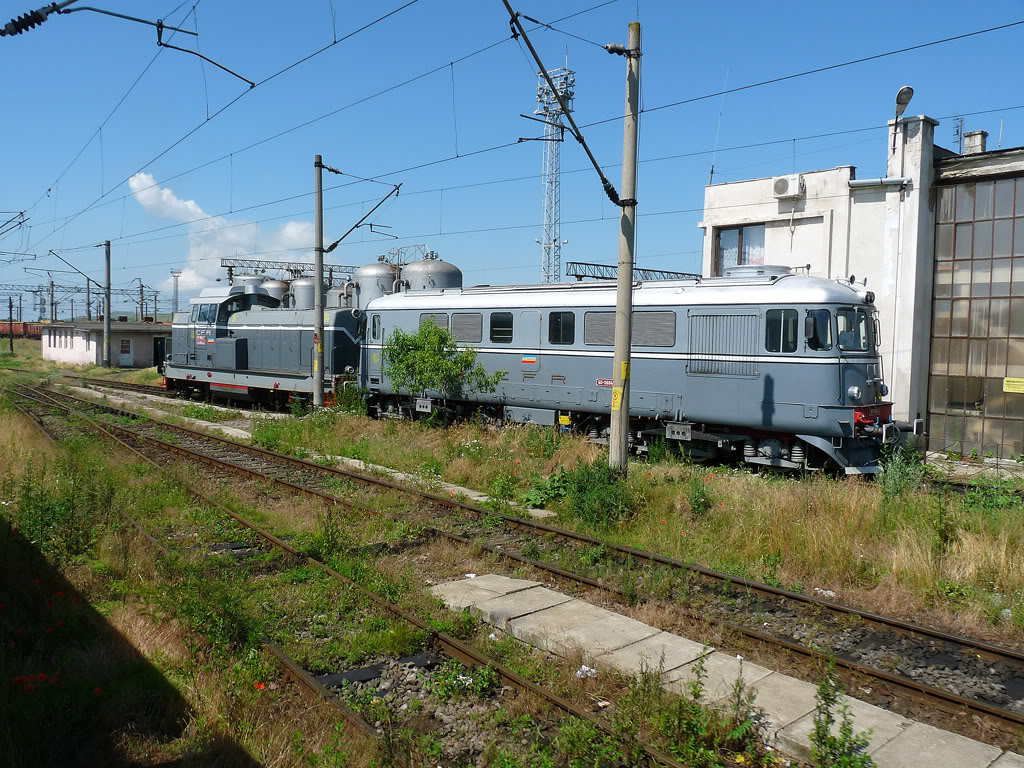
left=223, top=395, right=1024, bottom=636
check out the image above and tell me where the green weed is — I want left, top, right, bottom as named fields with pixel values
left=561, top=458, right=635, bottom=528
left=809, top=662, right=874, bottom=768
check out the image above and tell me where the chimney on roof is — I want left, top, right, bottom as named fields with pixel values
left=963, top=130, right=988, bottom=155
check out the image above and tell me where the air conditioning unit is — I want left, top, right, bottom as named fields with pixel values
left=772, top=174, right=805, bottom=200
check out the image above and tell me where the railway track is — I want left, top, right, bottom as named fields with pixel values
left=12, top=383, right=1024, bottom=744
left=7, top=384, right=688, bottom=768
left=70, top=377, right=171, bottom=397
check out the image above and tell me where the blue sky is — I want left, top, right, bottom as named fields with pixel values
left=2, top=0, right=1023, bottom=314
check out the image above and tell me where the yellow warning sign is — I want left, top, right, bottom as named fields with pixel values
left=1004, top=377, right=1024, bottom=394
left=611, top=386, right=623, bottom=411
left=621, top=361, right=630, bottom=380
left=558, top=414, right=570, bottom=425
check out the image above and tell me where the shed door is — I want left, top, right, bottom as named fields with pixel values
left=118, top=338, right=132, bottom=367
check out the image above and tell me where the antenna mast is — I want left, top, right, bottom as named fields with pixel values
left=536, top=63, right=574, bottom=283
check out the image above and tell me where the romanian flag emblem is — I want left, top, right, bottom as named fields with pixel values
left=521, top=355, right=537, bottom=365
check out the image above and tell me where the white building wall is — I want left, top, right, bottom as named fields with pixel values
left=698, top=116, right=937, bottom=422
left=41, top=327, right=100, bottom=366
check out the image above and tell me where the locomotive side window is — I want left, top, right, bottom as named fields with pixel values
left=837, top=308, right=871, bottom=351
left=197, top=305, right=210, bottom=324
left=452, top=313, right=482, bottom=343
left=548, top=311, right=575, bottom=345
left=190, top=305, right=200, bottom=323
left=419, top=313, right=448, bottom=329
left=490, top=312, right=513, bottom=343
left=765, top=309, right=797, bottom=353
left=805, top=309, right=833, bottom=351
left=371, top=314, right=381, bottom=341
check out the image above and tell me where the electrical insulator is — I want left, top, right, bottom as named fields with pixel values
left=3, top=8, right=48, bottom=36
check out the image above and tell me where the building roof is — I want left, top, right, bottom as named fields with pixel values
left=46, top=321, right=171, bottom=333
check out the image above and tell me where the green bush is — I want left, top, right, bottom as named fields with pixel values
left=561, top=459, right=635, bottom=528
left=688, top=474, right=712, bottom=517
left=383, top=321, right=504, bottom=399
left=810, top=662, right=874, bottom=768
left=519, top=470, right=570, bottom=508
left=428, top=659, right=499, bottom=701
left=878, top=444, right=925, bottom=498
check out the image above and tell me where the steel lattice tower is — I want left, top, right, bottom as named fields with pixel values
left=536, top=66, right=574, bottom=283
left=170, top=268, right=182, bottom=313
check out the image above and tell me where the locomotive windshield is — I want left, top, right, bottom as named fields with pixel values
left=837, top=308, right=872, bottom=352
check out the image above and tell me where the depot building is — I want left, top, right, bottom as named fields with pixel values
left=699, top=112, right=1024, bottom=460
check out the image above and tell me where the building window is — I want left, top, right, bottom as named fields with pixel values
left=451, top=313, right=482, bottom=343
left=929, top=178, right=1024, bottom=460
left=765, top=309, right=797, bottom=353
left=548, top=311, right=575, bottom=345
left=715, top=224, right=765, bottom=275
left=120, top=339, right=131, bottom=355
left=490, top=312, right=513, bottom=343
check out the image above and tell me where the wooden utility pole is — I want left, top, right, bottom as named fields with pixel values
left=608, top=21, right=641, bottom=474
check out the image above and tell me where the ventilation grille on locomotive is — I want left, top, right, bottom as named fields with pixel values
left=687, top=312, right=759, bottom=377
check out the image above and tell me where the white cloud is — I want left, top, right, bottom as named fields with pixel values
left=128, top=172, right=312, bottom=295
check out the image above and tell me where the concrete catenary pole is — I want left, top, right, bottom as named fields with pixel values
left=313, top=154, right=325, bottom=408
left=103, top=240, right=112, bottom=367
left=86, top=278, right=91, bottom=320
left=608, top=21, right=641, bottom=475
left=8, top=297, right=13, bottom=353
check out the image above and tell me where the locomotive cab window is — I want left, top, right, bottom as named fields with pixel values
left=371, top=314, right=381, bottom=341
left=190, top=304, right=200, bottom=323
left=837, top=308, right=871, bottom=352
left=765, top=308, right=797, bottom=353
left=218, top=296, right=247, bottom=321
left=490, top=312, right=513, bottom=343
left=805, top=309, right=833, bottom=351
left=548, top=311, right=575, bottom=345
left=197, top=305, right=211, bottom=324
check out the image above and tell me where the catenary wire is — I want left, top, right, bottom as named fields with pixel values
left=19, top=0, right=623, bottom=240
left=26, top=0, right=423, bottom=253
left=577, top=18, right=1024, bottom=130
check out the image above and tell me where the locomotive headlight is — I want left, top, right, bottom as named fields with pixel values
left=847, top=385, right=862, bottom=401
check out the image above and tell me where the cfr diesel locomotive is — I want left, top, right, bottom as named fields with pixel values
left=162, top=253, right=920, bottom=473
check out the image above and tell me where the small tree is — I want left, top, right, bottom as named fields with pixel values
left=382, top=320, right=504, bottom=400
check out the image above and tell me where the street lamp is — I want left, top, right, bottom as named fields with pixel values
left=892, top=85, right=914, bottom=153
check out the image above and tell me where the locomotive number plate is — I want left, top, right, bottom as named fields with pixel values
left=596, top=378, right=613, bottom=387
left=415, top=398, right=432, bottom=413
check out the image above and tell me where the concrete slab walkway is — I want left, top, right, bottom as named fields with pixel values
left=432, top=574, right=1021, bottom=768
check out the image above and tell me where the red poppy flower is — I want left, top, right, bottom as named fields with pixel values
left=23, top=683, right=33, bottom=692
left=708, top=473, right=716, bottom=479
left=37, top=673, right=47, bottom=681
left=32, top=578, right=41, bottom=586
left=45, top=627, right=52, bottom=634
left=680, top=531, right=687, bottom=536
left=56, top=591, right=63, bottom=598
left=660, top=519, right=666, bottom=524
left=719, top=502, right=725, bottom=507
left=93, top=687, right=101, bottom=695
left=55, top=621, right=64, bottom=628
left=254, top=682, right=265, bottom=690
left=646, top=472, right=652, bottom=477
